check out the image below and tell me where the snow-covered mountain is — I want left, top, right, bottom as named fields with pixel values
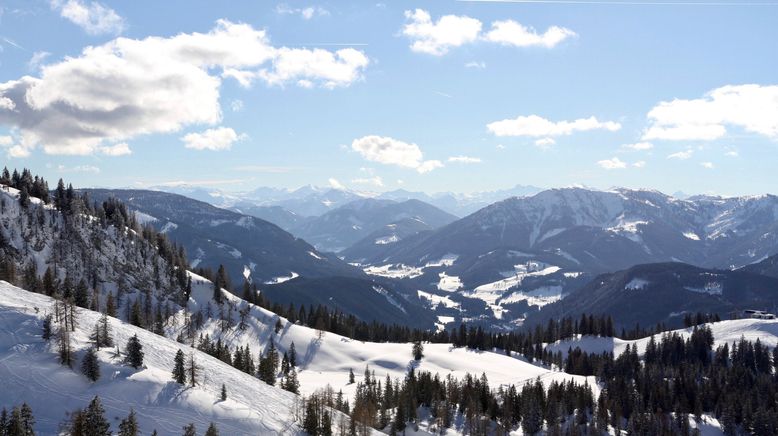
left=0, top=280, right=303, bottom=435
left=349, top=187, right=778, bottom=328
left=85, top=189, right=360, bottom=284
left=526, top=261, right=778, bottom=330
left=288, top=198, right=457, bottom=253
left=152, top=184, right=544, bottom=223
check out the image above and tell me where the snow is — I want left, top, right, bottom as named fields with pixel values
left=132, top=211, right=158, bottom=225
left=683, top=231, right=701, bottom=241
left=176, top=273, right=598, bottom=414
left=264, top=272, right=299, bottom=285
left=436, top=273, right=463, bottom=292
left=417, top=290, right=461, bottom=310
left=363, top=264, right=424, bottom=279
left=625, top=278, right=650, bottom=290
left=308, top=251, right=325, bottom=260
left=472, top=263, right=560, bottom=294
left=684, top=282, right=723, bottom=295
left=0, top=281, right=302, bottom=435
left=374, top=234, right=399, bottom=245
left=499, top=285, right=563, bottom=307
left=372, top=286, right=407, bottom=315
left=547, top=318, right=778, bottom=360
left=424, top=254, right=459, bottom=268
left=159, top=221, right=178, bottom=234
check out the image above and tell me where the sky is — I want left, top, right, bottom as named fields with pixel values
left=0, top=0, right=777, bottom=196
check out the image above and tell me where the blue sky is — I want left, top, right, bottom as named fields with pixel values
left=0, top=0, right=776, bottom=196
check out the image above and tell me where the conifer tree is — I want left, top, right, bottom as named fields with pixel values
left=83, top=396, right=111, bottom=436
left=118, top=408, right=139, bottom=436
left=124, top=334, right=144, bottom=369
left=283, top=367, right=300, bottom=394
left=187, top=352, right=199, bottom=387
left=205, top=423, right=219, bottom=436
left=173, top=349, right=187, bottom=384
left=182, top=423, right=196, bottom=436
left=412, top=340, right=424, bottom=361
left=81, top=347, right=101, bottom=382
left=105, top=292, right=117, bottom=317
left=42, top=314, right=53, bottom=341
left=288, top=341, right=297, bottom=368
left=221, top=384, right=227, bottom=401
left=349, top=368, right=355, bottom=384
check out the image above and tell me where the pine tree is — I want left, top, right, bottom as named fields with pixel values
left=90, top=314, right=113, bottom=350
left=205, top=423, right=219, bottom=436
left=105, top=292, right=117, bottom=317
left=124, top=334, right=144, bottom=369
left=118, top=408, right=139, bottom=436
left=18, top=403, right=34, bottom=436
left=173, top=349, right=187, bottom=384
left=58, top=324, right=73, bottom=367
left=289, top=341, right=297, bottom=367
left=81, top=347, right=101, bottom=382
left=412, top=340, right=424, bottom=360
left=182, top=423, right=197, bottom=436
left=83, top=396, right=111, bottom=436
left=42, top=314, right=53, bottom=341
left=220, top=383, right=227, bottom=401
left=349, top=368, right=355, bottom=384
left=283, top=367, right=300, bottom=394
left=187, top=352, right=199, bottom=387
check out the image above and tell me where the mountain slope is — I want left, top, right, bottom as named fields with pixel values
left=84, top=189, right=361, bottom=285
left=349, top=187, right=778, bottom=328
left=289, top=198, right=457, bottom=253
left=526, top=262, right=778, bottom=330
left=0, top=281, right=302, bottom=435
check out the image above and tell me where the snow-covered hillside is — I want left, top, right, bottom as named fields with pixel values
left=546, top=318, right=778, bottom=359
left=179, top=272, right=598, bottom=403
left=0, top=280, right=301, bottom=435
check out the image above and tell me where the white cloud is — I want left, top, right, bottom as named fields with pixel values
left=7, top=145, right=30, bottom=158
left=416, top=160, right=444, bottom=174
left=276, top=4, right=329, bottom=20
left=56, top=164, right=101, bottom=173
left=632, top=161, right=646, bottom=168
left=0, top=136, right=11, bottom=146
left=402, top=9, right=575, bottom=56
left=643, top=84, right=778, bottom=141
left=181, top=127, right=246, bottom=151
left=99, top=142, right=131, bottom=156
left=725, top=150, right=739, bottom=157
left=401, top=9, right=482, bottom=56
left=534, top=137, right=556, bottom=148
left=700, top=161, right=715, bottom=169
left=51, top=0, right=125, bottom=35
left=230, top=99, right=244, bottom=112
left=328, top=178, right=345, bottom=190
left=487, top=115, right=621, bottom=137
left=621, top=141, right=653, bottom=151
left=496, top=144, right=506, bottom=150
left=667, top=149, right=694, bottom=160
left=0, top=20, right=369, bottom=157
left=465, top=61, right=486, bottom=69
left=258, top=47, right=369, bottom=89
left=351, top=176, right=384, bottom=187
left=448, top=155, right=481, bottom=164
left=351, top=135, right=443, bottom=174
left=484, top=20, right=576, bottom=48
left=27, top=51, right=51, bottom=71
left=597, top=157, right=627, bottom=170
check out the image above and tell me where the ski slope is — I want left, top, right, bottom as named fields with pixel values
left=0, top=281, right=302, bottom=436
